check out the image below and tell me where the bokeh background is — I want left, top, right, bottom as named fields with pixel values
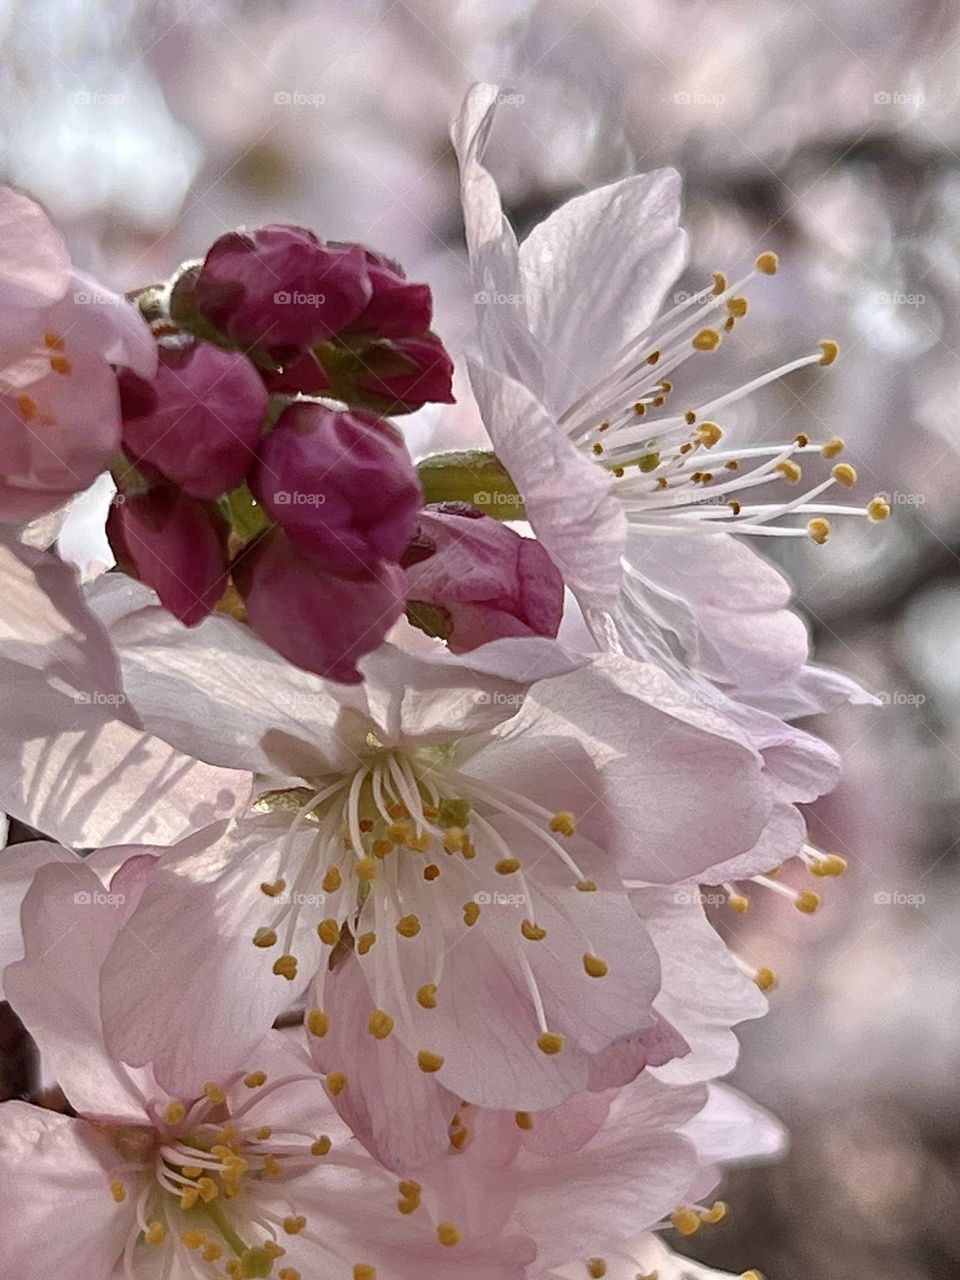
left=3, top=2, right=960, bottom=1276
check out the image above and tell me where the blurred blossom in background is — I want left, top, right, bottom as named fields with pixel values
left=3, top=1, right=960, bottom=1274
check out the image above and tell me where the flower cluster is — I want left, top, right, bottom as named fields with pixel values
left=0, top=82, right=883, bottom=1280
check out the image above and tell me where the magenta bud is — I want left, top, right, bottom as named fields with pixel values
left=194, top=225, right=372, bottom=358
left=233, top=529, right=405, bottom=682
left=339, top=248, right=433, bottom=339
left=249, top=401, right=422, bottom=571
left=119, top=342, right=268, bottom=499
left=404, top=505, right=564, bottom=651
left=107, top=489, right=229, bottom=626
left=350, top=331, right=455, bottom=414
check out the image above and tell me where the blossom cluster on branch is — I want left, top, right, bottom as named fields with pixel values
left=0, top=83, right=885, bottom=1280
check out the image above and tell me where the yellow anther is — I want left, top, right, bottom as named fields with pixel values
left=255, top=1126, right=272, bottom=1141
left=399, top=1179, right=422, bottom=1202
left=671, top=1207, right=702, bottom=1236
left=728, top=892, right=750, bottom=915
left=795, top=889, right=820, bottom=914
left=821, top=436, right=844, bottom=459
left=307, top=1009, right=330, bottom=1038
left=181, top=1164, right=203, bottom=1179
left=424, top=863, right=441, bottom=881
left=712, top=270, right=728, bottom=294
left=437, top=1223, right=461, bottom=1247
left=16, top=394, right=37, bottom=420
left=549, top=811, right=576, bottom=836
left=260, top=879, right=286, bottom=898
left=396, top=914, right=421, bottom=938
left=450, top=1127, right=469, bottom=1151
left=253, top=927, right=278, bottom=948
left=110, top=1178, right=127, bottom=1203
left=684, top=410, right=697, bottom=424
left=417, top=1050, right=445, bottom=1073
left=368, top=1009, right=395, bottom=1040
left=576, top=878, right=597, bottom=892
left=371, top=838, right=393, bottom=859
left=203, top=1082, right=226, bottom=1105
left=386, top=801, right=409, bottom=819
left=867, top=496, right=891, bottom=522
left=700, top=1201, right=728, bottom=1224
left=317, top=919, right=341, bottom=946
left=164, top=1101, right=186, bottom=1126
left=180, top=1187, right=200, bottom=1210
left=583, top=953, right=609, bottom=978
left=181, top=1229, right=206, bottom=1250
left=387, top=820, right=414, bottom=845
left=462, top=836, right=477, bottom=860
left=278, top=1270, right=301, bottom=1280
left=463, top=901, right=481, bottom=926
left=354, top=1266, right=377, bottom=1280
left=515, top=1111, right=534, bottom=1130
left=356, top=857, right=377, bottom=880
left=588, top=1261, right=608, bottom=1279
left=203, top=1243, right=225, bottom=1262
left=832, top=462, right=857, bottom=487
left=521, top=919, right=547, bottom=942
left=692, top=328, right=721, bottom=351
left=795, top=432, right=810, bottom=447
left=774, top=460, right=802, bottom=483
left=818, top=339, right=839, bottom=365
left=283, top=1215, right=307, bottom=1235
left=49, top=354, right=72, bottom=374
left=197, top=1176, right=219, bottom=1203
left=44, top=331, right=66, bottom=350
left=311, top=1134, right=332, bottom=1156
left=244, top=1070, right=268, bottom=1088
left=357, top=931, right=376, bottom=955
left=263, top=1155, right=284, bottom=1179
left=754, top=966, right=777, bottom=991
left=807, top=517, right=831, bottom=545
left=145, top=1221, right=166, bottom=1245
left=741, top=1271, right=765, bottom=1280
left=327, top=1071, right=347, bottom=1096
left=322, top=866, right=342, bottom=893
left=273, top=954, right=298, bottom=981
left=417, top=983, right=438, bottom=1009
left=812, top=853, right=847, bottom=877
left=443, top=827, right=465, bottom=854
left=696, top=421, right=724, bottom=447
left=647, top=349, right=661, bottom=364
left=592, top=442, right=605, bottom=455
left=755, top=250, right=779, bottom=274
left=726, top=297, right=748, bottom=320
left=495, top=857, right=521, bottom=875
left=537, top=1032, right=565, bottom=1056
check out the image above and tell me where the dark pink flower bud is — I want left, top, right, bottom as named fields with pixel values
left=249, top=401, right=422, bottom=572
left=403, top=503, right=564, bottom=651
left=194, top=225, right=372, bottom=358
left=350, top=331, right=455, bottom=414
left=107, top=489, right=229, bottom=626
left=259, top=350, right=331, bottom=396
left=339, top=248, right=433, bottom=339
left=233, top=528, right=405, bottom=682
left=119, top=342, right=268, bottom=499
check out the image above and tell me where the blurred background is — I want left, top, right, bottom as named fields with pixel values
left=2, top=1, right=960, bottom=1275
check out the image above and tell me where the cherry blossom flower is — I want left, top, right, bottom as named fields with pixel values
left=73, top=583, right=778, bottom=1167
left=0, top=185, right=156, bottom=523
left=0, top=857, right=535, bottom=1280
left=450, top=84, right=886, bottom=719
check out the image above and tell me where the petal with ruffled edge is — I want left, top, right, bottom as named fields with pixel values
left=0, top=1102, right=140, bottom=1280
left=518, top=168, right=687, bottom=418
left=100, top=814, right=323, bottom=1098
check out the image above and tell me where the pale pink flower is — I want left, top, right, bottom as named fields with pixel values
left=76, top=582, right=778, bottom=1168
left=451, top=84, right=885, bottom=720
left=0, top=186, right=156, bottom=522
left=0, top=856, right=534, bottom=1280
